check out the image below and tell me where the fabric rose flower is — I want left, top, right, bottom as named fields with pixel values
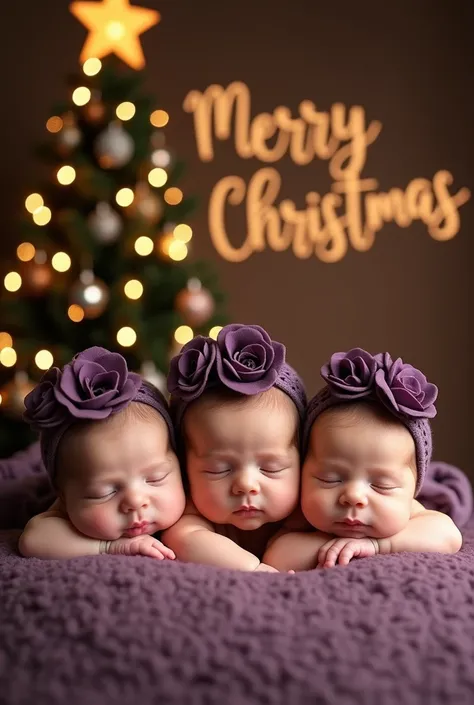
left=321, top=348, right=378, bottom=399
left=23, top=368, right=67, bottom=431
left=215, top=324, right=285, bottom=394
left=375, top=354, right=438, bottom=418
left=54, top=346, right=142, bottom=420
left=167, top=336, right=217, bottom=401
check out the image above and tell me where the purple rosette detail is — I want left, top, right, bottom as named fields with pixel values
left=375, top=355, right=438, bottom=418
left=167, top=336, right=218, bottom=401
left=53, top=346, right=142, bottom=420
left=321, top=347, right=378, bottom=400
left=215, top=324, right=285, bottom=394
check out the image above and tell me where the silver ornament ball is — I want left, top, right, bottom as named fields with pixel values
left=70, top=270, right=109, bottom=319
left=95, top=123, right=134, bottom=169
left=88, top=202, right=122, bottom=243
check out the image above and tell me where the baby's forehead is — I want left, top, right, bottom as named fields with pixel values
left=57, top=410, right=172, bottom=471
left=185, top=390, right=298, bottom=450
left=310, top=406, right=415, bottom=456
left=189, top=387, right=296, bottom=420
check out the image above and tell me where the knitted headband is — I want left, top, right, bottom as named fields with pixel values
left=23, top=346, right=175, bottom=481
left=303, top=348, right=438, bottom=496
left=167, top=323, right=307, bottom=428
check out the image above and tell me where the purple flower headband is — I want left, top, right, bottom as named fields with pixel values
left=167, top=323, right=307, bottom=426
left=23, top=346, right=174, bottom=480
left=303, top=348, right=439, bottom=494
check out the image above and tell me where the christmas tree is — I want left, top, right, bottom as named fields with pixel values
left=0, top=0, right=226, bottom=458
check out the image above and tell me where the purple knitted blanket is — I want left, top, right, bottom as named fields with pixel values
left=1, top=445, right=474, bottom=705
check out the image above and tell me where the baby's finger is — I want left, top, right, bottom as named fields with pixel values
left=324, top=543, right=343, bottom=568
left=287, top=569, right=296, bottom=575
left=338, top=545, right=356, bottom=565
left=154, top=543, right=175, bottom=559
left=142, top=545, right=165, bottom=559
left=317, top=540, right=334, bottom=566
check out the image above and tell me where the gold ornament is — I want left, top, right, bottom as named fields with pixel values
left=175, top=278, right=215, bottom=327
left=20, top=251, right=53, bottom=296
left=0, top=371, right=35, bottom=419
left=70, top=269, right=109, bottom=319
left=95, top=122, right=134, bottom=168
left=83, top=92, right=106, bottom=124
left=130, top=182, right=163, bottom=223
left=70, top=0, right=160, bottom=70
left=88, top=202, right=122, bottom=243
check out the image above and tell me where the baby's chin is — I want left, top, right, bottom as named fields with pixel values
left=229, top=514, right=268, bottom=530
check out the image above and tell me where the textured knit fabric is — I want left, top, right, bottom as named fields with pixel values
left=1, top=445, right=474, bottom=705
left=1, top=522, right=474, bottom=705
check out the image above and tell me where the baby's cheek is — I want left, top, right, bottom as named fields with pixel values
left=73, top=505, right=118, bottom=540
left=373, top=499, right=411, bottom=537
left=158, top=486, right=186, bottom=528
left=301, top=488, right=327, bottom=526
left=274, top=478, right=299, bottom=514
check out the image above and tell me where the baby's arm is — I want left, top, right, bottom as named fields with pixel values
left=378, top=500, right=463, bottom=555
left=162, top=506, right=277, bottom=571
left=313, top=501, right=463, bottom=568
left=19, top=501, right=174, bottom=560
left=263, top=530, right=332, bottom=572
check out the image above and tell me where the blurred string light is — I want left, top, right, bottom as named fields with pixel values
left=116, top=187, right=134, bottom=207
left=0, top=332, right=13, bottom=349
left=72, top=86, right=91, bottom=106
left=164, top=187, right=183, bottom=205
left=148, top=168, right=167, bottom=188
left=134, top=236, right=153, bottom=256
left=57, top=165, right=76, bottom=185
left=46, top=116, right=63, bottom=133
left=33, top=207, right=52, bottom=226
left=117, top=326, right=136, bottom=347
left=0, top=347, right=17, bottom=367
left=152, top=149, right=171, bottom=168
left=82, top=58, right=102, bottom=76
left=116, top=101, right=136, bottom=120
left=25, top=193, right=43, bottom=213
left=68, top=304, right=85, bottom=323
left=168, top=241, right=188, bottom=261
left=150, top=109, right=169, bottom=128
left=157, top=232, right=174, bottom=257
left=174, top=224, right=193, bottom=243
left=4, top=272, right=22, bottom=292
left=124, top=279, right=143, bottom=299
left=174, top=325, right=193, bottom=345
left=17, top=242, right=36, bottom=262
left=209, top=326, right=223, bottom=340
left=35, top=349, right=54, bottom=370
left=51, top=252, right=71, bottom=272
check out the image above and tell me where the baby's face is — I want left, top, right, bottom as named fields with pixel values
left=301, top=410, right=417, bottom=539
left=58, top=410, right=186, bottom=541
left=184, top=389, right=300, bottom=530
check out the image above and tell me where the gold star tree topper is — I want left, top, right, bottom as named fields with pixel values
left=70, top=0, right=160, bottom=70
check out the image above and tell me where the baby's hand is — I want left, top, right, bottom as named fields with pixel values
left=103, top=535, right=176, bottom=560
left=317, top=537, right=379, bottom=568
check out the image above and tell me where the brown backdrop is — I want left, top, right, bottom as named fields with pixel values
left=0, top=0, right=472, bottom=478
